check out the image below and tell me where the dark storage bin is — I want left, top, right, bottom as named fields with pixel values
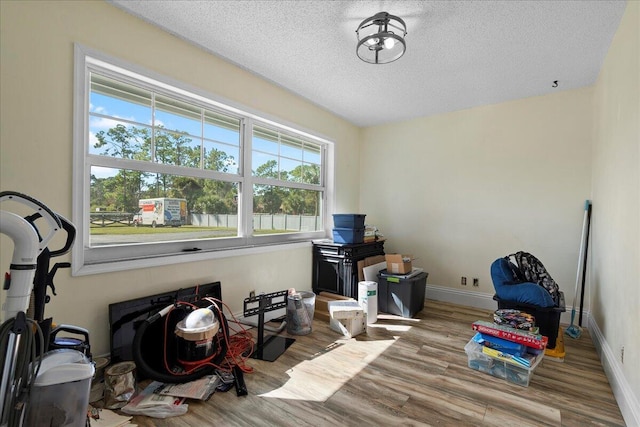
left=332, top=228, right=365, bottom=244
left=333, top=214, right=366, bottom=229
left=493, top=291, right=565, bottom=349
left=377, top=270, right=428, bottom=318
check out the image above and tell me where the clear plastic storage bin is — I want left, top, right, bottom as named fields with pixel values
left=25, top=349, right=95, bottom=427
left=464, top=338, right=543, bottom=387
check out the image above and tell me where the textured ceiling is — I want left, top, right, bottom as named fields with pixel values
left=109, top=0, right=626, bottom=128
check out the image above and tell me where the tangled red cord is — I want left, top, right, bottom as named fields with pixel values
left=162, top=297, right=254, bottom=377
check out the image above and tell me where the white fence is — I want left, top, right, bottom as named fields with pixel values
left=190, top=214, right=322, bottom=231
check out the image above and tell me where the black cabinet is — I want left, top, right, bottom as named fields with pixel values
left=312, top=240, right=385, bottom=299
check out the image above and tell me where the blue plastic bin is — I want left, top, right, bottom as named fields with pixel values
left=333, top=214, right=366, bottom=229
left=332, top=228, right=365, bottom=244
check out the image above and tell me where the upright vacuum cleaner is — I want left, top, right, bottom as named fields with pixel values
left=1, top=191, right=93, bottom=427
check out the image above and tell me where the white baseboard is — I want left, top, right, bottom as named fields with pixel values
left=589, top=315, right=640, bottom=427
left=425, top=284, right=640, bottom=427
left=426, top=284, right=497, bottom=311
left=425, top=284, right=580, bottom=325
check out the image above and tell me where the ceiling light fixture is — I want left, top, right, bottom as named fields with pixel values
left=356, top=11, right=407, bottom=64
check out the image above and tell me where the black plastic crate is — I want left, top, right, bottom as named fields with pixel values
left=493, top=291, right=565, bottom=349
left=377, top=270, right=428, bottom=318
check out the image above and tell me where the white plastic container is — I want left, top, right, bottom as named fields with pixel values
left=25, top=349, right=95, bottom=427
left=358, top=281, right=378, bottom=324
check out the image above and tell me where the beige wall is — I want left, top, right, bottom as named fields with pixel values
left=592, top=0, right=640, bottom=412
left=0, top=1, right=360, bottom=356
left=360, top=88, right=594, bottom=301
left=1, top=1, right=638, bottom=413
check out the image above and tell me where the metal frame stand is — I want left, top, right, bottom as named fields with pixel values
left=243, top=290, right=295, bottom=362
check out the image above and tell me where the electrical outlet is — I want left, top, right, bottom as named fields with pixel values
left=473, top=278, right=479, bottom=287
left=621, top=346, right=624, bottom=364
left=461, top=277, right=467, bottom=286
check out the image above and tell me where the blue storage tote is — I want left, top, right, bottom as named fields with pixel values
left=333, top=214, right=366, bottom=229
left=332, top=228, right=365, bottom=244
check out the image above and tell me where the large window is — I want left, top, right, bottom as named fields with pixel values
left=73, top=45, right=331, bottom=274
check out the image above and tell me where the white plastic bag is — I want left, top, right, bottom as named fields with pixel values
left=121, top=381, right=188, bottom=418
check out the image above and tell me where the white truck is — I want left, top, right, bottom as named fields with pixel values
left=133, top=198, right=187, bottom=227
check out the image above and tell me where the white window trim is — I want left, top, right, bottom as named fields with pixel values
left=72, top=44, right=334, bottom=276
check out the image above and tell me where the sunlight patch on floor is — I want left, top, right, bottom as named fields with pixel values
left=375, top=314, right=420, bottom=323
left=366, top=323, right=412, bottom=332
left=259, top=337, right=397, bottom=402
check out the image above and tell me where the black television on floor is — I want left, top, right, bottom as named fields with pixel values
left=108, top=282, right=222, bottom=363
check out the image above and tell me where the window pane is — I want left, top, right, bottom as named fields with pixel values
left=90, top=74, right=152, bottom=125
left=89, top=73, right=153, bottom=159
left=204, top=111, right=240, bottom=146
left=300, top=163, right=321, bottom=185
left=89, top=121, right=152, bottom=159
left=203, top=142, right=239, bottom=174
left=253, top=153, right=280, bottom=178
left=280, top=157, right=302, bottom=182
left=253, top=184, right=322, bottom=233
left=280, top=135, right=303, bottom=161
left=155, top=94, right=202, bottom=137
left=302, top=143, right=321, bottom=164
left=252, top=125, right=323, bottom=184
left=154, top=129, right=202, bottom=167
left=202, top=111, right=240, bottom=174
left=89, top=166, right=239, bottom=246
left=253, top=127, right=279, bottom=155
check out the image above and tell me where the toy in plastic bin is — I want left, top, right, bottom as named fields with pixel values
left=493, top=309, right=538, bottom=333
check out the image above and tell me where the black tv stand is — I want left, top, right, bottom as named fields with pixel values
left=243, top=290, right=295, bottom=362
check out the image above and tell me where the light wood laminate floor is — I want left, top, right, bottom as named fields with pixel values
left=129, top=300, right=625, bottom=426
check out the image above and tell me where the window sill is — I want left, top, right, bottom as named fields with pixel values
left=72, top=239, right=315, bottom=276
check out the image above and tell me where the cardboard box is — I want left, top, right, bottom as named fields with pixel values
left=314, top=311, right=331, bottom=322
left=385, top=253, right=413, bottom=274
left=319, top=292, right=354, bottom=300
left=314, top=295, right=334, bottom=314
left=328, top=300, right=365, bottom=338
left=314, top=292, right=354, bottom=321
left=357, top=254, right=386, bottom=281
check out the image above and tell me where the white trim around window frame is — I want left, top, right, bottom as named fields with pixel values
left=72, top=44, right=334, bottom=276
